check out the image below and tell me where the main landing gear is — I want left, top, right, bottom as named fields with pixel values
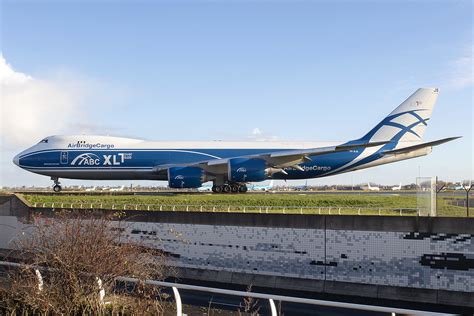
left=212, top=183, right=248, bottom=194
left=51, top=177, right=62, bottom=193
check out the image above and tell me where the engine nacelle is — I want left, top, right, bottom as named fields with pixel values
left=168, top=166, right=205, bottom=188
left=228, top=158, right=267, bottom=182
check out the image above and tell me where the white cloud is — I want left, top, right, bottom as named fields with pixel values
left=251, top=127, right=262, bottom=136
left=248, top=127, right=277, bottom=141
left=0, top=56, right=32, bottom=85
left=445, top=46, right=473, bottom=90
left=0, top=54, right=89, bottom=147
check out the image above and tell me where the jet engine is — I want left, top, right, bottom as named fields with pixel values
left=228, top=158, right=267, bottom=182
left=168, top=166, right=206, bottom=188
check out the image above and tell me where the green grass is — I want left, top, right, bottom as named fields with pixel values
left=19, top=193, right=469, bottom=216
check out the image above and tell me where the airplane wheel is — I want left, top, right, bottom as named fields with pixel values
left=53, top=185, right=62, bottom=193
left=222, top=185, right=231, bottom=194
left=213, top=185, right=223, bottom=194
left=230, top=185, right=239, bottom=193
left=239, top=185, right=248, bottom=193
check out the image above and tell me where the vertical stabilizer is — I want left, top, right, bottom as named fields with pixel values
left=359, top=88, right=439, bottom=143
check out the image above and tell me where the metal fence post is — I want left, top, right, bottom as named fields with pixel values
left=35, top=269, right=43, bottom=292
left=97, top=277, right=105, bottom=304
left=269, top=298, right=277, bottom=316
left=172, top=286, right=183, bottom=316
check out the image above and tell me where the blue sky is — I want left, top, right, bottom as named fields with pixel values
left=0, top=0, right=472, bottom=187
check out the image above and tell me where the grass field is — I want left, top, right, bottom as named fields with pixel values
left=18, top=192, right=470, bottom=217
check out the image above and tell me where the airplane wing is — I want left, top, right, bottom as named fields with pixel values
left=256, top=140, right=389, bottom=167
left=381, top=137, right=460, bottom=156
left=154, top=141, right=389, bottom=174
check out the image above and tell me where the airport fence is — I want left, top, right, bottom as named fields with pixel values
left=30, top=201, right=420, bottom=216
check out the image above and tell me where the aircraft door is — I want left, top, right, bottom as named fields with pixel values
left=60, top=151, right=69, bottom=165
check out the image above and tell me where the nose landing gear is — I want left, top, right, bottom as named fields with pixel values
left=51, top=177, right=62, bottom=193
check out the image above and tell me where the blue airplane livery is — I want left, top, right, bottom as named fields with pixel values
left=13, top=88, right=459, bottom=193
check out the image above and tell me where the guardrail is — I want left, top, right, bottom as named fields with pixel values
left=30, top=202, right=420, bottom=216
left=0, top=260, right=451, bottom=316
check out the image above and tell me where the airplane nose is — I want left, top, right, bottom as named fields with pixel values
left=13, top=154, right=20, bottom=166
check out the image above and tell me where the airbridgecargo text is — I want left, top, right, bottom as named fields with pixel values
left=68, top=141, right=115, bottom=149
left=284, top=165, right=332, bottom=172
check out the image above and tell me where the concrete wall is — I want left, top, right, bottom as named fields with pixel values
left=1, top=194, right=474, bottom=308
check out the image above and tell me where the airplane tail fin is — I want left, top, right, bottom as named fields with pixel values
left=358, top=88, right=439, bottom=144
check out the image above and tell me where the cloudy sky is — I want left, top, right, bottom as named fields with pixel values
left=0, top=0, right=472, bottom=188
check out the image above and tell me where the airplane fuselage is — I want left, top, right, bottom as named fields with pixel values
left=14, top=135, right=429, bottom=181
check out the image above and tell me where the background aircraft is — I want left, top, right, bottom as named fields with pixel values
left=13, top=88, right=459, bottom=193
left=109, top=185, right=125, bottom=192
left=197, top=183, right=213, bottom=192
left=294, top=180, right=309, bottom=191
left=367, top=183, right=381, bottom=192
left=249, top=180, right=274, bottom=192
left=391, top=183, right=402, bottom=191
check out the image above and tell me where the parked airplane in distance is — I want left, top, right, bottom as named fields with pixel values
left=367, top=183, right=380, bottom=191
left=391, top=183, right=402, bottom=191
left=249, top=180, right=274, bottom=192
left=109, top=185, right=125, bottom=192
left=13, top=88, right=459, bottom=193
left=197, top=183, right=213, bottom=192
left=85, top=186, right=97, bottom=192
left=294, top=180, right=309, bottom=191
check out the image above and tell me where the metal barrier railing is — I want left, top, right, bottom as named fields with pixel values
left=0, top=260, right=452, bottom=316
left=30, top=202, right=420, bottom=216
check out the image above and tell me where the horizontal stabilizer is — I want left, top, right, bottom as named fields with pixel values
left=381, top=137, right=461, bottom=155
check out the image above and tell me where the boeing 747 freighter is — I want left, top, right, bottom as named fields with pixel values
left=13, top=88, right=459, bottom=193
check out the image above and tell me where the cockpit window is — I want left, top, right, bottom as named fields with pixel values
left=39, top=138, right=49, bottom=144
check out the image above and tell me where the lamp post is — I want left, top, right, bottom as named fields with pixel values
left=462, top=181, right=473, bottom=217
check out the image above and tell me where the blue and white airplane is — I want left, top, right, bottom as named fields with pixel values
left=13, top=88, right=459, bottom=193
